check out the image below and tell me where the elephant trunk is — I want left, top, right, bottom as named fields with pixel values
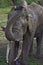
left=5, top=10, right=22, bottom=41
left=4, top=0, right=28, bottom=41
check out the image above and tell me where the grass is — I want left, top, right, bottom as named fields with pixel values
left=0, top=46, right=7, bottom=65
left=0, top=6, right=43, bottom=65
left=0, top=6, right=12, bottom=14
left=0, top=6, right=12, bottom=40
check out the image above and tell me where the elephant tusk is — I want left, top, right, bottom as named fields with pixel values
left=6, top=42, right=10, bottom=63
left=14, top=40, right=23, bottom=61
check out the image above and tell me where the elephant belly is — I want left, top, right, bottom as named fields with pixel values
left=35, top=24, right=43, bottom=37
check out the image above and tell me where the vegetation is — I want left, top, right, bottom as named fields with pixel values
left=0, top=0, right=13, bottom=8
left=0, top=0, right=40, bottom=8
left=0, top=45, right=7, bottom=65
left=0, top=6, right=12, bottom=40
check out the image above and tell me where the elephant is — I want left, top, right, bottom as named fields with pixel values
left=2, top=1, right=43, bottom=65
left=29, top=24, right=43, bottom=58
left=28, top=3, right=43, bottom=59
left=38, top=0, right=43, bottom=6
left=4, top=0, right=30, bottom=65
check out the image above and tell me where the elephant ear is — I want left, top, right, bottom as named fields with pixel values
left=28, top=12, right=38, bottom=35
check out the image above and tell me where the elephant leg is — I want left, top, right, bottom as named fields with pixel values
left=20, top=31, right=31, bottom=65
left=35, top=33, right=42, bottom=59
left=29, top=42, right=33, bottom=57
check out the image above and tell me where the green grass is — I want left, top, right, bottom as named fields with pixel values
left=29, top=57, right=43, bottom=65
left=0, top=6, right=12, bottom=40
left=0, top=6, right=12, bottom=14
left=0, top=6, right=43, bottom=65
left=0, top=47, right=7, bottom=65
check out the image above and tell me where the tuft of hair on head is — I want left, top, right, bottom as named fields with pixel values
left=20, top=0, right=27, bottom=8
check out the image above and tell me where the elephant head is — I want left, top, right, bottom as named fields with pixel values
left=3, top=0, right=28, bottom=62
left=5, top=0, right=28, bottom=41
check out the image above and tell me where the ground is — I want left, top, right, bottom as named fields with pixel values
left=0, top=7, right=43, bottom=65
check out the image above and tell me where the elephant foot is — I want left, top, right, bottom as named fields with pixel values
left=15, top=59, right=26, bottom=65
left=15, top=60, right=21, bottom=65
left=34, top=54, right=43, bottom=62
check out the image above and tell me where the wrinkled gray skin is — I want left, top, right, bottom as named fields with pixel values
left=2, top=2, right=43, bottom=65
left=28, top=3, right=43, bottom=59
left=29, top=24, right=43, bottom=58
